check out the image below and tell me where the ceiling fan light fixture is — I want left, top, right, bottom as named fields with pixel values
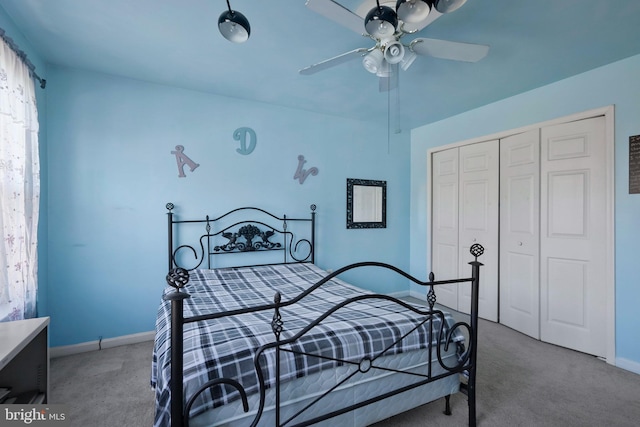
left=376, top=61, right=391, bottom=78
left=396, top=0, right=432, bottom=24
left=434, top=0, right=467, bottom=14
left=364, top=3, right=398, bottom=38
left=362, top=49, right=384, bottom=74
left=218, top=0, right=250, bottom=43
left=384, top=41, right=405, bottom=64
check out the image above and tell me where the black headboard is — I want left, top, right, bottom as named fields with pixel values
left=165, top=203, right=316, bottom=271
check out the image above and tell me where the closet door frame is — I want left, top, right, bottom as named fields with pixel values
left=426, top=105, right=615, bottom=365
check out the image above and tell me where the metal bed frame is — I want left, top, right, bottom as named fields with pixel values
left=161, top=203, right=483, bottom=427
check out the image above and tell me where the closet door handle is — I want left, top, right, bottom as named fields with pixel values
left=518, top=241, right=523, bottom=246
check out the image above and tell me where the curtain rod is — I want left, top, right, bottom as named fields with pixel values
left=0, top=27, right=46, bottom=89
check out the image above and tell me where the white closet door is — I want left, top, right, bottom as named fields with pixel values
left=458, top=140, right=499, bottom=321
left=499, top=130, right=540, bottom=338
left=431, top=148, right=460, bottom=310
left=540, top=116, right=607, bottom=358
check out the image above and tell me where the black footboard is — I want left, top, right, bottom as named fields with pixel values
left=161, top=245, right=483, bottom=427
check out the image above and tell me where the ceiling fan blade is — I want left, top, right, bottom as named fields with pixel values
left=305, top=0, right=364, bottom=35
left=410, top=38, right=489, bottom=62
left=299, top=48, right=370, bottom=75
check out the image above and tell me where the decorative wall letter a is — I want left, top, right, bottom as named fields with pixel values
left=234, top=127, right=257, bottom=155
left=171, top=145, right=200, bottom=178
left=293, top=155, right=319, bottom=185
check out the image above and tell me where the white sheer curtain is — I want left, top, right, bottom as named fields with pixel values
left=0, top=37, right=40, bottom=321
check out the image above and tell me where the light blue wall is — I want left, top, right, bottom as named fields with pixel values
left=44, top=66, right=411, bottom=346
left=0, top=10, right=49, bottom=318
left=409, top=54, right=640, bottom=373
left=5, top=4, right=637, bottom=372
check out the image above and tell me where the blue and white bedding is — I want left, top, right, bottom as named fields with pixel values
left=151, top=263, right=463, bottom=427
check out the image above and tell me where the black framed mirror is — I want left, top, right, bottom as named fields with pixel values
left=346, top=178, right=387, bottom=229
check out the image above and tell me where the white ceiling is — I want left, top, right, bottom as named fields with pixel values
left=2, top=0, right=640, bottom=130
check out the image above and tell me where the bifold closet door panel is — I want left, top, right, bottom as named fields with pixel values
left=431, top=148, right=460, bottom=311
left=540, top=116, right=607, bottom=358
left=499, top=129, right=541, bottom=339
left=458, top=140, right=499, bottom=322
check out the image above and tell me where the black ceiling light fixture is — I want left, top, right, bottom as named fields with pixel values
left=218, top=0, right=250, bottom=43
left=364, top=1, right=398, bottom=39
left=396, top=0, right=468, bottom=23
left=395, top=0, right=433, bottom=24
left=433, top=0, right=468, bottom=14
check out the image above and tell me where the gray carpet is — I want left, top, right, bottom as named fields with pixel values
left=50, top=340, right=155, bottom=426
left=50, top=318, right=640, bottom=427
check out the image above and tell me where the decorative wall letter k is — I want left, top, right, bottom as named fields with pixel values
left=171, top=145, right=200, bottom=178
left=293, top=155, right=319, bottom=185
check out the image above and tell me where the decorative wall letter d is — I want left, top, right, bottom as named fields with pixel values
left=171, top=145, right=200, bottom=178
left=234, top=127, right=257, bottom=155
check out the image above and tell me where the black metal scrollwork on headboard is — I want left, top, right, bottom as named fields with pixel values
left=167, top=203, right=316, bottom=269
left=214, top=224, right=282, bottom=253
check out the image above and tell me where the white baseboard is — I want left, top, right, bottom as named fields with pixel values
left=409, top=289, right=425, bottom=300
left=385, top=290, right=410, bottom=298
left=616, top=357, right=640, bottom=376
left=410, top=289, right=441, bottom=303
left=50, top=330, right=155, bottom=358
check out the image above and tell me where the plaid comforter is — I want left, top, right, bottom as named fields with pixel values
left=151, top=263, right=462, bottom=427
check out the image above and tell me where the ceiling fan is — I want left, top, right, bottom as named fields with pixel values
left=300, top=0, right=489, bottom=91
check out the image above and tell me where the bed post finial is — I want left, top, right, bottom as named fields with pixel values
left=470, top=243, right=484, bottom=261
left=166, top=267, right=189, bottom=290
